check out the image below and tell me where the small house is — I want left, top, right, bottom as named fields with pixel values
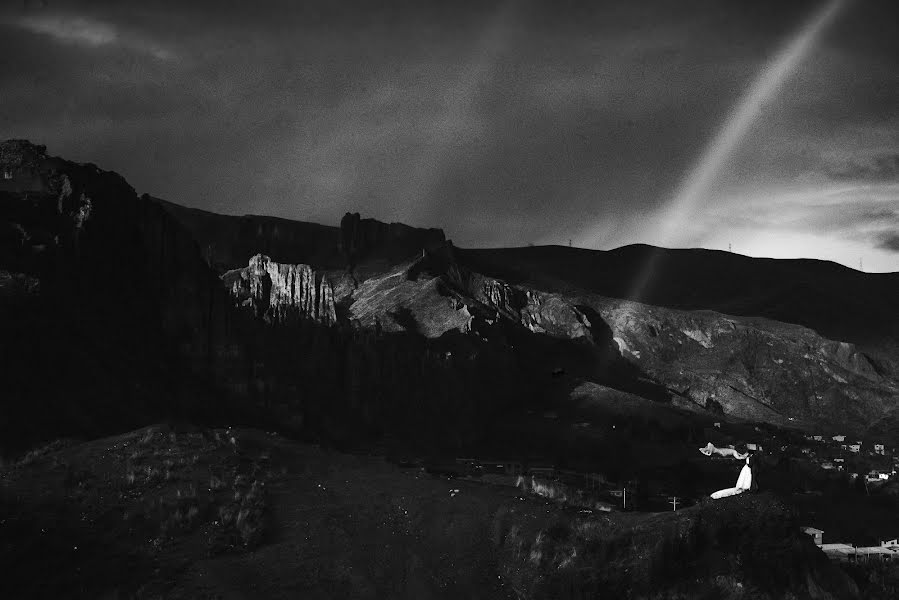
left=849, top=444, right=861, bottom=453
left=865, top=471, right=889, bottom=483
left=802, top=526, right=824, bottom=546
left=874, top=444, right=885, bottom=455
left=832, top=435, right=846, bottom=443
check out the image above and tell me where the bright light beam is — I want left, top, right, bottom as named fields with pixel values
left=626, top=0, right=847, bottom=302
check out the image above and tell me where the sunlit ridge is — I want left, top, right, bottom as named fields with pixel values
left=625, top=0, right=847, bottom=302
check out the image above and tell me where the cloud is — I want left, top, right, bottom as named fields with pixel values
left=681, top=183, right=899, bottom=270
left=826, top=152, right=899, bottom=182
left=9, top=13, right=174, bottom=60
left=876, top=232, right=899, bottom=253
left=16, top=14, right=117, bottom=46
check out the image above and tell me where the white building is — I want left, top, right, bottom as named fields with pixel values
left=849, top=444, right=861, bottom=453
left=874, top=444, right=885, bottom=455
left=832, top=435, right=846, bottom=442
left=801, top=526, right=824, bottom=546
left=823, top=544, right=899, bottom=562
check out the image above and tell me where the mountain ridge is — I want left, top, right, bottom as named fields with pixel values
left=2, top=138, right=898, bottom=450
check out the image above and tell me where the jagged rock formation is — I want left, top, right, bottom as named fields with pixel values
left=348, top=257, right=475, bottom=337
left=476, top=278, right=592, bottom=339
left=224, top=254, right=337, bottom=325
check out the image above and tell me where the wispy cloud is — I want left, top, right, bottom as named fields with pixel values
left=825, top=152, right=899, bottom=182
left=876, top=232, right=899, bottom=253
left=686, top=183, right=899, bottom=270
left=10, top=13, right=174, bottom=60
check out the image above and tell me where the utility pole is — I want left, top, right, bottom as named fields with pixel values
left=568, top=239, right=572, bottom=247
left=860, top=257, right=863, bottom=272
left=728, top=243, right=732, bottom=252
left=669, top=496, right=678, bottom=511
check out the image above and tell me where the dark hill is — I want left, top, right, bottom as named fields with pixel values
left=158, top=199, right=447, bottom=275
left=154, top=198, right=343, bottom=272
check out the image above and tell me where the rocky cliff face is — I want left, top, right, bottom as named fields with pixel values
left=478, top=278, right=592, bottom=339
left=0, top=140, right=249, bottom=452
left=224, top=254, right=337, bottom=326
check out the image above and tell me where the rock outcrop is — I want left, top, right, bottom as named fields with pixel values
left=0, top=139, right=52, bottom=193
left=473, top=275, right=592, bottom=339
left=224, top=254, right=337, bottom=326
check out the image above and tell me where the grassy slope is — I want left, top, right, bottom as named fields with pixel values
left=1, top=426, right=859, bottom=600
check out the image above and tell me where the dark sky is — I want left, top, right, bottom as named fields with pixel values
left=2, top=0, right=897, bottom=270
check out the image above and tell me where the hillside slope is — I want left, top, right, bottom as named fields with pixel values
left=311, top=245, right=899, bottom=437
left=458, top=245, right=899, bottom=366
left=4, top=138, right=898, bottom=448
left=0, top=425, right=859, bottom=600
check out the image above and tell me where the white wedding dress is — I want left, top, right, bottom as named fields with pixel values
left=710, top=458, right=752, bottom=499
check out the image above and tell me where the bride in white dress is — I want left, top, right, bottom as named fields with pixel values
left=710, top=456, right=753, bottom=499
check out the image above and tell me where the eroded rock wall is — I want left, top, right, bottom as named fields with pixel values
left=224, top=254, right=337, bottom=326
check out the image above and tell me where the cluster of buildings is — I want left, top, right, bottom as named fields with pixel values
left=804, top=434, right=887, bottom=456
left=802, top=527, right=899, bottom=563
left=798, top=434, right=898, bottom=482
